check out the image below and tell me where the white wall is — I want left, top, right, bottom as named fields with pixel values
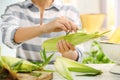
left=115, top=0, right=120, bottom=28
left=68, top=0, right=101, bottom=14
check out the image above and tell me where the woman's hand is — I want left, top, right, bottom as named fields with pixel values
left=56, top=40, right=78, bottom=61
left=42, top=17, right=79, bottom=33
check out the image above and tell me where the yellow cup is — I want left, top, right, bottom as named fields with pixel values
left=80, top=14, right=105, bottom=33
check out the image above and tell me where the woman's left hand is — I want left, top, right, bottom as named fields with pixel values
left=56, top=40, right=78, bottom=61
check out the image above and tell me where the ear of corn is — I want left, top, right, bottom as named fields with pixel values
left=0, top=54, right=39, bottom=79
left=42, top=31, right=109, bottom=52
left=0, top=49, right=54, bottom=73
left=0, top=55, right=17, bottom=79
left=54, top=57, right=102, bottom=80
left=54, top=58, right=73, bottom=80
left=2, top=56, right=40, bottom=72
left=0, top=48, right=54, bottom=79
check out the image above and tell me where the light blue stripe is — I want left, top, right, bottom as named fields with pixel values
left=17, top=55, right=55, bottom=63
left=2, top=11, right=77, bottom=24
left=2, top=11, right=57, bottom=24
left=1, top=27, right=7, bottom=44
left=22, top=43, right=42, bottom=52
left=2, top=16, right=15, bottom=22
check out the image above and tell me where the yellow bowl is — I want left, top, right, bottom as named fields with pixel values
left=80, top=14, right=105, bottom=33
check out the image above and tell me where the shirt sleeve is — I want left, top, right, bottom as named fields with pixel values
left=0, top=6, right=22, bottom=49
left=75, top=44, right=84, bottom=62
left=66, top=6, right=82, bottom=28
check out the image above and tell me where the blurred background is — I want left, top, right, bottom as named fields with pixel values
left=0, top=0, right=120, bottom=59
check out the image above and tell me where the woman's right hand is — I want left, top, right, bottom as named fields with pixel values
left=41, top=17, right=79, bottom=33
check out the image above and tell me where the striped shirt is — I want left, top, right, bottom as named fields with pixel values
left=0, top=0, right=83, bottom=62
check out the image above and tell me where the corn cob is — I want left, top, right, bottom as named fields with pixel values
left=54, top=57, right=102, bottom=80
left=42, top=31, right=109, bottom=52
left=2, top=56, right=40, bottom=72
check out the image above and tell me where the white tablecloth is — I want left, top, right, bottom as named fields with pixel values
left=46, top=64, right=120, bottom=80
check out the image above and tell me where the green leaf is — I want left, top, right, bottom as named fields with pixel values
left=43, top=49, right=47, bottom=62
left=40, top=49, right=55, bottom=67
left=42, top=53, right=55, bottom=67
left=10, top=60, right=23, bottom=70
left=42, top=69, right=55, bottom=72
left=40, top=50, right=44, bottom=62
left=76, top=73, right=101, bottom=76
left=68, top=67, right=102, bottom=75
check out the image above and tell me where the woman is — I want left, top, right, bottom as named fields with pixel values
left=1, top=0, right=83, bottom=62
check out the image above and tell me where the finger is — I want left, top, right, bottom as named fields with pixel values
left=64, top=21, right=72, bottom=31
left=54, top=18, right=68, bottom=32
left=59, top=20, right=72, bottom=32
left=63, top=17, right=76, bottom=32
left=62, top=17, right=78, bottom=32
left=56, top=42, right=62, bottom=53
left=58, top=40, right=65, bottom=52
left=69, top=21, right=78, bottom=32
left=61, top=40, right=69, bottom=52
left=59, top=24, right=68, bottom=32
left=59, top=17, right=72, bottom=31
left=66, top=41, right=75, bottom=51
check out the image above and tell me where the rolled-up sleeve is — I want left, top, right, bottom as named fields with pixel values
left=0, top=6, right=21, bottom=49
left=75, top=45, right=84, bottom=62
left=66, top=6, right=81, bottom=28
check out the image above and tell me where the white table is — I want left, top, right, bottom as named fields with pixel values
left=46, top=64, right=120, bottom=80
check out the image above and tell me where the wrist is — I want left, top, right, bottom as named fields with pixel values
left=62, top=51, right=78, bottom=61
left=39, top=24, right=47, bottom=34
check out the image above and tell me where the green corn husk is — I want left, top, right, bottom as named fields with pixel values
left=60, top=57, right=102, bottom=74
left=0, top=56, right=41, bottom=79
left=0, top=52, right=18, bottom=79
left=54, top=59, right=73, bottom=80
left=0, top=48, right=54, bottom=79
left=1, top=56, right=40, bottom=72
left=42, top=31, right=109, bottom=52
left=54, top=57, right=102, bottom=80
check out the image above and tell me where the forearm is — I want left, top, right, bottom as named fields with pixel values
left=14, top=25, right=45, bottom=43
